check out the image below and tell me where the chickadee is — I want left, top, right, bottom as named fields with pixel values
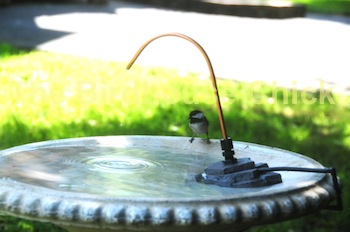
left=188, top=110, right=210, bottom=143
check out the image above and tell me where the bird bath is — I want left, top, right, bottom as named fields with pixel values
left=0, top=136, right=341, bottom=232
left=0, top=33, right=342, bottom=231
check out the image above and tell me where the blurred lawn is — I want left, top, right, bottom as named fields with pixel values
left=0, top=44, right=349, bottom=231
left=290, top=0, right=350, bottom=15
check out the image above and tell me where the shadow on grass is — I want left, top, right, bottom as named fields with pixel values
left=0, top=102, right=349, bottom=231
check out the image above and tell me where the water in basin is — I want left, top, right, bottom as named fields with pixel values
left=0, top=136, right=326, bottom=201
left=0, top=145, right=234, bottom=198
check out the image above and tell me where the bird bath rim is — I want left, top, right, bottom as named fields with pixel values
left=0, top=136, right=337, bottom=231
left=0, top=135, right=332, bottom=202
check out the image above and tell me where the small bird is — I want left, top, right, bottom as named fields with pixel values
left=188, top=110, right=210, bottom=143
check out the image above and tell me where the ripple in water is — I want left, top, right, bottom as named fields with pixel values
left=81, top=156, right=161, bottom=173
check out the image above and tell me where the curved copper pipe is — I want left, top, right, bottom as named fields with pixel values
left=126, top=32, right=228, bottom=139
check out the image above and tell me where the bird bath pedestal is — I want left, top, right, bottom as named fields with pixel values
left=0, top=136, right=339, bottom=232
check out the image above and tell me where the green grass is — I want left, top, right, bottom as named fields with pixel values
left=0, top=44, right=349, bottom=231
left=290, top=0, right=350, bottom=15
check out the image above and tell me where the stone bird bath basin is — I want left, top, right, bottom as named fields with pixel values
left=0, top=136, right=339, bottom=232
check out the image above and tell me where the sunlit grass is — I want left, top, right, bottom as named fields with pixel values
left=0, top=44, right=349, bottom=231
left=0, top=51, right=218, bottom=146
left=290, top=0, right=350, bottom=15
